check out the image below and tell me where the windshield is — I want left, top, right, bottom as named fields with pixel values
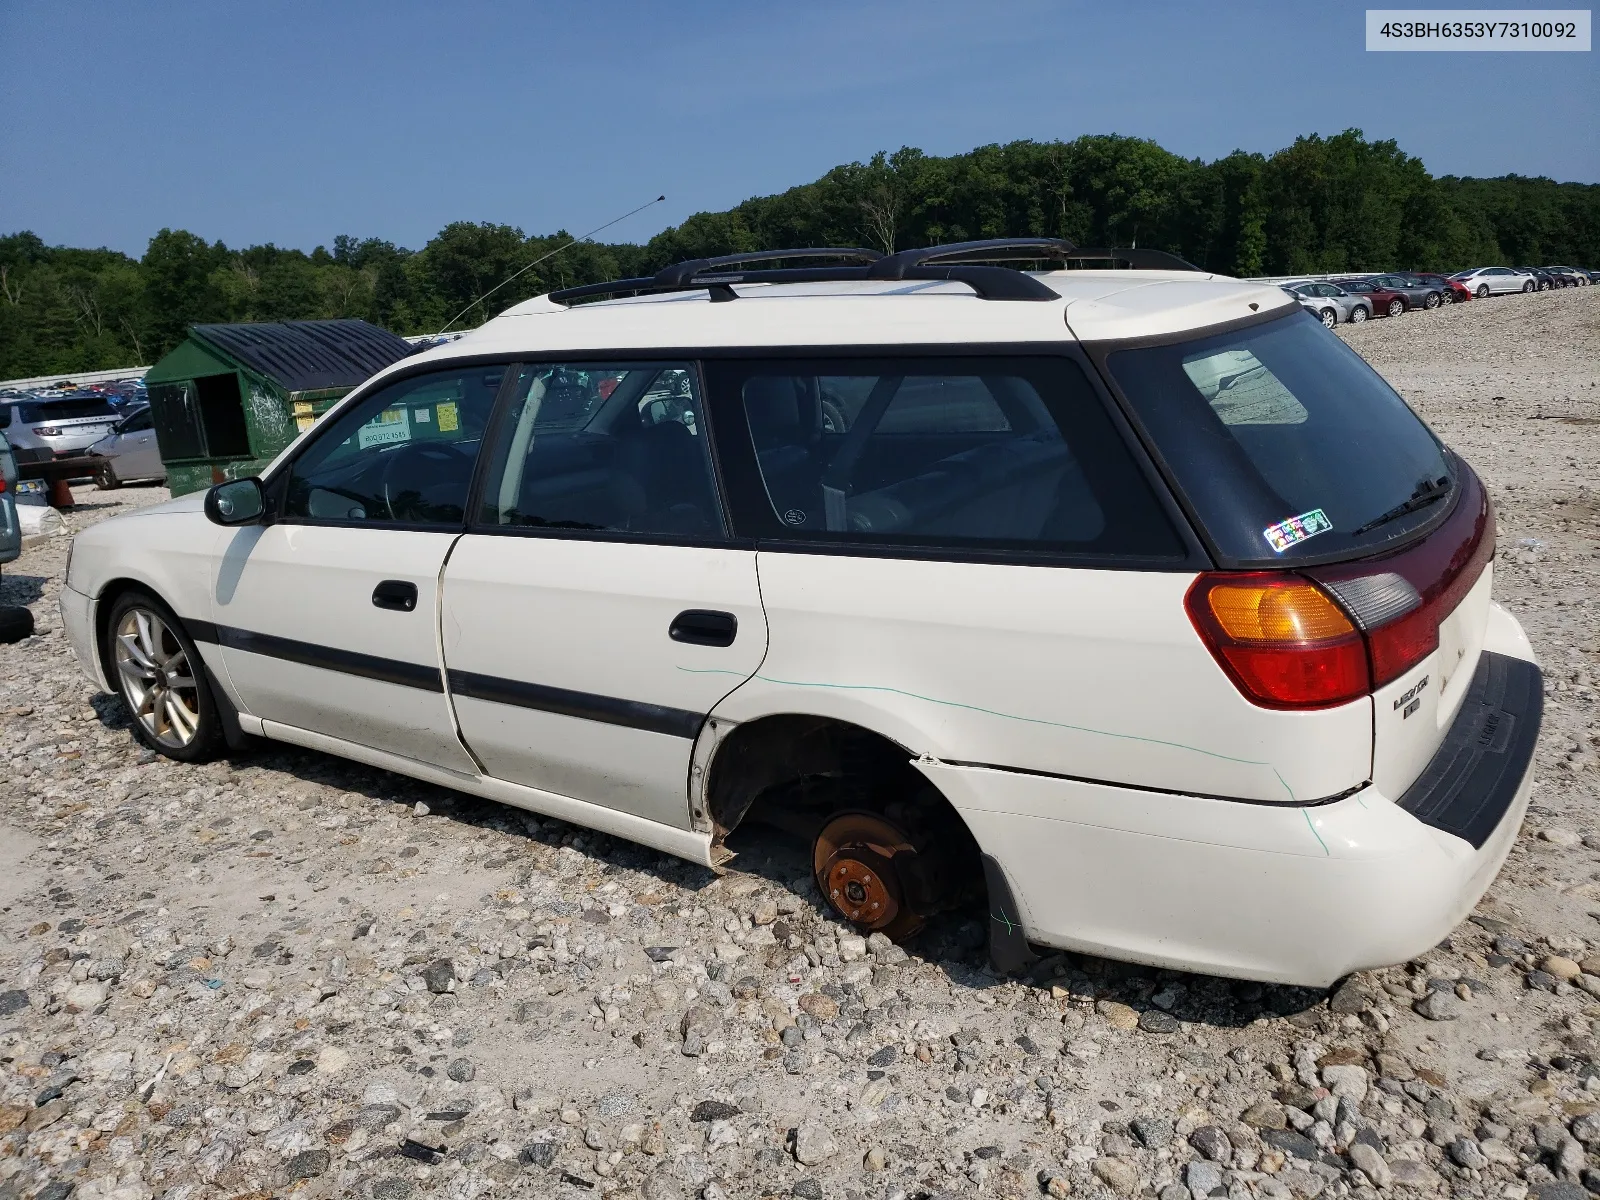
left=1106, top=311, right=1454, bottom=566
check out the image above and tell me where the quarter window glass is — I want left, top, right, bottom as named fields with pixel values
left=478, top=363, right=722, bottom=538
left=282, top=367, right=502, bottom=525
left=727, top=356, right=1183, bottom=556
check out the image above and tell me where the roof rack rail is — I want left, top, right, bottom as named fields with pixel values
left=864, top=237, right=1079, bottom=278
left=543, top=236, right=1201, bottom=307
left=654, top=247, right=882, bottom=285
left=1065, top=247, right=1202, bottom=272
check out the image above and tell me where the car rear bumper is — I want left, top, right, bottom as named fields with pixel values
left=59, top=582, right=109, bottom=692
left=916, top=620, right=1541, bottom=987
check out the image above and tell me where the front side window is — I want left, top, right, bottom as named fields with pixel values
left=718, top=356, right=1183, bottom=557
left=1108, top=311, right=1453, bottom=566
left=282, top=366, right=503, bottom=525
left=477, top=363, right=722, bottom=538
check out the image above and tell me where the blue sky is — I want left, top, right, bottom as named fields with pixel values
left=3, top=0, right=1596, bottom=256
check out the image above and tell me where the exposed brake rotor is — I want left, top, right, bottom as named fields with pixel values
left=813, top=810, right=926, bottom=941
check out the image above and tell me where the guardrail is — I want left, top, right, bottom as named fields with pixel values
left=1244, top=272, right=1386, bottom=285
left=0, top=365, right=150, bottom=391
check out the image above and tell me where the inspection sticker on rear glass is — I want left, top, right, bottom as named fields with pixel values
left=1263, top=508, right=1333, bottom=553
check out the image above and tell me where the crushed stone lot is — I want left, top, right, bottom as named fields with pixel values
left=1, top=287, right=1597, bottom=1200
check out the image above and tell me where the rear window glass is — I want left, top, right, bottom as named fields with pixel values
left=1108, top=311, right=1453, bottom=565
left=17, top=399, right=117, bottom=422
left=719, top=355, right=1184, bottom=559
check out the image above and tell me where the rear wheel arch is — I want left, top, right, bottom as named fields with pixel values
left=702, top=713, right=987, bottom=934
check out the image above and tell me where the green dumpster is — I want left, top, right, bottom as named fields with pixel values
left=143, top=319, right=417, bottom=496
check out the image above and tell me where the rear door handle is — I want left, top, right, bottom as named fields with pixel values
left=670, top=609, right=737, bottom=647
left=372, top=580, right=419, bottom=612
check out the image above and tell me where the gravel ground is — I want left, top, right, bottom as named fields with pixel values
left=1, top=286, right=1597, bottom=1200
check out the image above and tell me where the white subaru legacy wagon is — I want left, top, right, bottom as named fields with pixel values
left=60, top=240, right=1541, bottom=987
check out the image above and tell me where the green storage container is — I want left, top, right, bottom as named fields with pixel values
left=143, top=320, right=417, bottom=496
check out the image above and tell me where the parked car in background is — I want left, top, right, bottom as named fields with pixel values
left=0, top=394, right=122, bottom=461
left=1283, top=280, right=1371, bottom=326
left=1515, top=267, right=1559, bottom=291
left=0, top=431, right=31, bottom=643
left=1541, top=266, right=1586, bottom=287
left=0, top=432, right=19, bottom=567
left=1334, top=277, right=1408, bottom=317
left=1403, top=273, right=1470, bottom=303
left=1450, top=267, right=1536, bottom=298
left=87, top=405, right=166, bottom=489
left=1582, top=268, right=1600, bottom=284
left=1369, top=273, right=1446, bottom=312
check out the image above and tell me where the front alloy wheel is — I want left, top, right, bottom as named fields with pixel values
left=1387, top=299, right=1405, bottom=317
left=1350, top=305, right=1368, bottom=323
left=107, top=592, right=224, bottom=761
left=1319, top=308, right=1337, bottom=328
left=115, top=607, right=202, bottom=749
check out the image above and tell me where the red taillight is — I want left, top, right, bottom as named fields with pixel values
left=1185, top=574, right=1371, bottom=709
left=1192, top=466, right=1495, bottom=710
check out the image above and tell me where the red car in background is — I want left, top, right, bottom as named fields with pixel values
left=1334, top=278, right=1408, bottom=318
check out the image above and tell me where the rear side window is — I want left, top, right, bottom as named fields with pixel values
left=715, top=356, right=1183, bottom=558
left=1107, top=311, right=1453, bottom=566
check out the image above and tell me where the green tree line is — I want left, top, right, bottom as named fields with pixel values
left=3, top=129, right=1596, bottom=379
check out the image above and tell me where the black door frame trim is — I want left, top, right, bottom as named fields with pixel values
left=448, top=669, right=705, bottom=740
left=187, top=620, right=445, bottom=693
left=186, top=617, right=705, bottom=739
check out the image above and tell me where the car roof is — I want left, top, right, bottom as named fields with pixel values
left=390, top=270, right=1294, bottom=378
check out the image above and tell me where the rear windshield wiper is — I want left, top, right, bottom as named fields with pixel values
left=1351, top=475, right=1451, bottom=536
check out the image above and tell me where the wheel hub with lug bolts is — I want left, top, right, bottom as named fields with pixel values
left=813, top=810, right=927, bottom=940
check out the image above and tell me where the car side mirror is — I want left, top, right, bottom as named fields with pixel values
left=205, top=478, right=266, bottom=526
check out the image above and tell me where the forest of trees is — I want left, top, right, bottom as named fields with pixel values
left=3, top=129, right=1596, bottom=379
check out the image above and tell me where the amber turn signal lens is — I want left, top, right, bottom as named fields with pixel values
left=1206, top=581, right=1356, bottom=644
left=1185, top=573, right=1371, bottom=710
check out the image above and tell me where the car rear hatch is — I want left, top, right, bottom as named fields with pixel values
left=19, top=398, right=121, bottom=449
left=1096, top=308, right=1516, bottom=819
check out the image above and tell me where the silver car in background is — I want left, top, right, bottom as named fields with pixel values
left=87, top=405, right=166, bottom=489
left=1283, top=280, right=1371, bottom=326
left=0, top=394, right=122, bottom=460
left=1450, top=267, right=1537, bottom=298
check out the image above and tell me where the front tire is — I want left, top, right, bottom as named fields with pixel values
left=1319, top=308, right=1337, bottom=328
left=1387, top=298, right=1405, bottom=317
left=105, top=590, right=225, bottom=762
left=1350, top=305, right=1368, bottom=323
left=95, top=462, right=120, bottom=490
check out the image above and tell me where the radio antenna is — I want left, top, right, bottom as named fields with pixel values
left=436, top=194, right=666, bottom=336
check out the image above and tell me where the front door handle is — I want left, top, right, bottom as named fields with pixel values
left=372, top=580, right=419, bottom=612
left=670, top=609, right=737, bottom=647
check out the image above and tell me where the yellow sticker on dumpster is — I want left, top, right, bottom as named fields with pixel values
left=436, top=401, right=459, bottom=433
